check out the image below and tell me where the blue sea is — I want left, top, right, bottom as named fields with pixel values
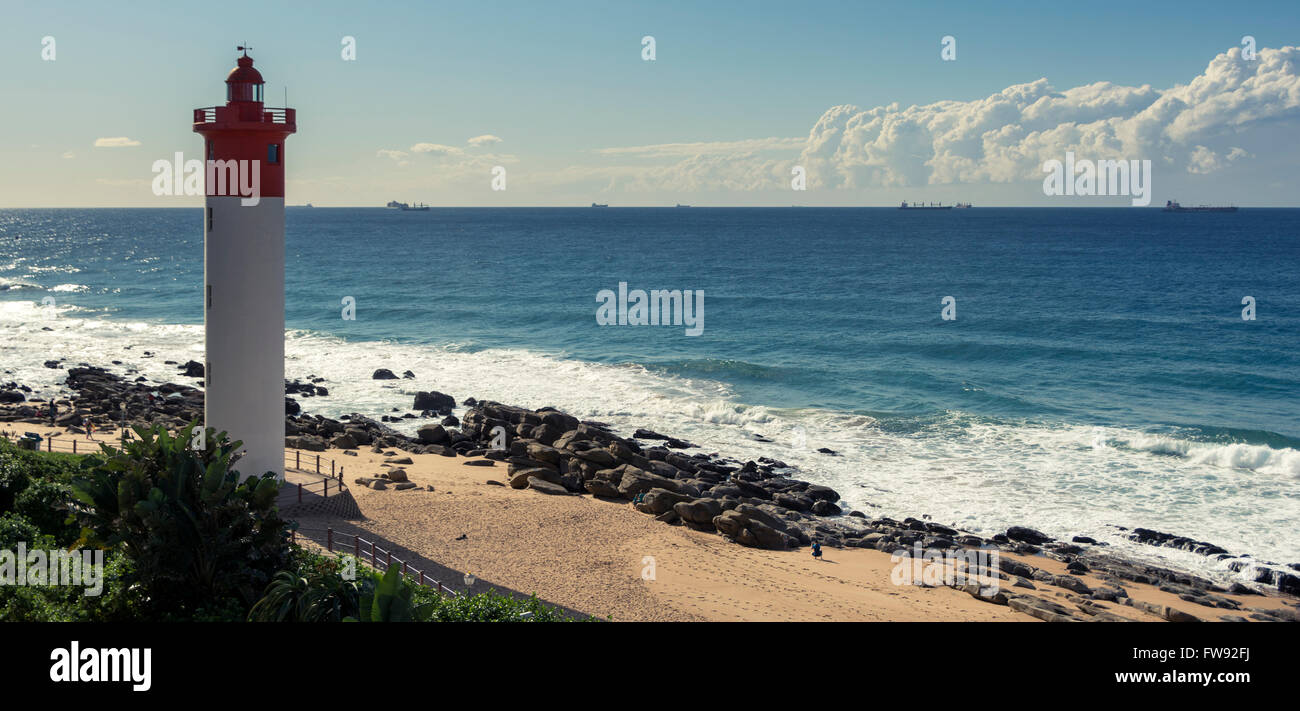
left=2, top=207, right=1297, bottom=581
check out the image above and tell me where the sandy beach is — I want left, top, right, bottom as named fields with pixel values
left=25, top=422, right=1295, bottom=622
left=7, top=419, right=1296, bottom=623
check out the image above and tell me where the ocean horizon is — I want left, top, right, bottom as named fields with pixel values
left=2, top=206, right=1297, bottom=585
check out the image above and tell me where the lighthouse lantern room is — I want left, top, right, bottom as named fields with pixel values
left=193, top=48, right=296, bottom=481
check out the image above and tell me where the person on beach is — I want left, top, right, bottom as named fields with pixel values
left=811, top=541, right=823, bottom=561
left=85, top=420, right=95, bottom=441
left=49, top=399, right=58, bottom=426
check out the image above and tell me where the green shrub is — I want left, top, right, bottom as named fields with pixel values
left=14, top=478, right=77, bottom=546
left=70, top=422, right=291, bottom=618
left=249, top=549, right=365, bottom=622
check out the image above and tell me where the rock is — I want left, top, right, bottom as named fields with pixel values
left=1006, top=526, right=1053, bottom=545
left=286, top=435, right=326, bottom=452
left=527, top=476, right=570, bottom=495
left=43, top=360, right=62, bottom=369
left=370, top=480, right=388, bottom=490
left=634, top=488, right=694, bottom=515
left=462, top=459, right=495, bottom=467
left=402, top=370, right=416, bottom=379
left=386, top=455, right=414, bottom=465
left=485, top=479, right=505, bottom=486
left=413, top=391, right=455, bottom=411
left=574, top=447, right=617, bottom=467
left=1054, top=575, right=1093, bottom=595
left=394, top=482, right=418, bottom=490
left=618, top=467, right=698, bottom=499
left=416, top=424, right=449, bottom=444
left=804, top=485, right=840, bottom=503
left=179, top=360, right=204, bottom=377
left=372, top=368, right=399, bottom=380
left=674, top=499, right=723, bottom=526
left=330, top=433, right=358, bottom=449
left=655, top=510, right=680, bottom=524
left=0, top=390, right=24, bottom=404
left=386, top=469, right=409, bottom=483
left=584, top=479, right=622, bottom=498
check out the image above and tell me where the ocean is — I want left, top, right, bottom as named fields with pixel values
left=1, top=207, right=1297, bottom=582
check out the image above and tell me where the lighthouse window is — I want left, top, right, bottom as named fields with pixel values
left=268, top=144, right=280, bottom=164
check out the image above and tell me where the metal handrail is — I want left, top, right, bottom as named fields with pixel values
left=292, top=526, right=459, bottom=597
left=0, top=431, right=346, bottom=487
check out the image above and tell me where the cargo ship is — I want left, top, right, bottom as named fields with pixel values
left=401, top=202, right=430, bottom=211
left=899, top=201, right=953, bottom=210
left=1163, top=200, right=1237, bottom=212
left=591, top=202, right=609, bottom=208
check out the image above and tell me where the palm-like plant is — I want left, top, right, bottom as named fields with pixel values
left=70, top=422, right=291, bottom=615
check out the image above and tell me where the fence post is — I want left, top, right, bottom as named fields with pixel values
left=315, top=454, right=320, bottom=474
left=297, top=482, right=303, bottom=503
left=370, top=541, right=376, bottom=566
left=324, top=479, right=329, bottom=497
left=295, top=451, right=300, bottom=469
left=354, top=536, right=360, bottom=558
left=327, top=527, right=333, bottom=552
left=402, top=560, right=408, bottom=576
left=386, top=550, right=392, bottom=567
left=73, top=440, right=76, bottom=454
left=437, top=582, right=444, bottom=596
left=332, top=460, right=335, bottom=478
left=419, top=570, right=425, bottom=586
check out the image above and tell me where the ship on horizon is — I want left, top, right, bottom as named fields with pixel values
left=591, top=202, right=609, bottom=208
left=1163, top=200, right=1237, bottom=212
left=899, top=200, right=953, bottom=210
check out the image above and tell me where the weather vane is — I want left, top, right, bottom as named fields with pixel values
left=237, top=43, right=252, bottom=57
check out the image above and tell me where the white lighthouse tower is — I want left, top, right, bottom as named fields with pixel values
left=193, top=48, right=296, bottom=481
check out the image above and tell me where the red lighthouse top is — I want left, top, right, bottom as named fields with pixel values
left=194, top=49, right=296, bottom=198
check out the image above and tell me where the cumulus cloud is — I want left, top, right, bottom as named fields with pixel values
left=467, top=134, right=502, bottom=147
left=798, top=45, right=1300, bottom=188
left=410, top=142, right=464, bottom=156
left=93, top=137, right=141, bottom=148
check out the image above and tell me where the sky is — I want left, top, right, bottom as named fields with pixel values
left=2, top=0, right=1298, bottom=207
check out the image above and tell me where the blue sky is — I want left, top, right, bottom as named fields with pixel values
left=3, top=0, right=1299, bottom=206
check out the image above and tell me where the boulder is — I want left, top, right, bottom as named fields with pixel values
left=673, top=499, right=722, bottom=527
left=330, top=433, right=358, bottom=449
left=584, top=479, right=622, bottom=498
left=1006, top=526, right=1053, bottom=545
left=634, top=488, right=694, bottom=515
left=528, top=477, right=570, bottom=495
left=413, top=391, right=455, bottom=411
left=416, top=424, right=449, bottom=444
left=617, top=467, right=698, bottom=499
left=372, top=368, right=399, bottom=380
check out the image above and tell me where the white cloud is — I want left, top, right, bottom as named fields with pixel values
left=61, top=151, right=75, bottom=159
left=410, top=143, right=464, bottom=156
left=798, top=45, right=1300, bottom=188
left=467, top=134, right=502, bottom=147
left=93, top=137, right=141, bottom=148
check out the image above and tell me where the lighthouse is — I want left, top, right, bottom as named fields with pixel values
left=193, top=48, right=296, bottom=481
